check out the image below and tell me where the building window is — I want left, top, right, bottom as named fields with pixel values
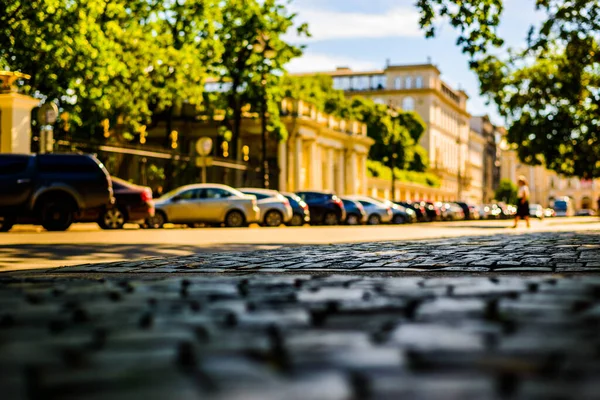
left=405, top=76, right=412, bottom=89
left=415, top=76, right=423, bottom=89
left=373, top=98, right=386, bottom=105
left=394, top=77, right=402, bottom=90
left=371, top=75, right=386, bottom=90
left=402, top=96, right=415, bottom=111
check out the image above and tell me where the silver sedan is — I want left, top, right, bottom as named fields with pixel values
left=344, top=195, right=393, bottom=225
left=148, top=184, right=260, bottom=228
left=239, top=188, right=293, bottom=227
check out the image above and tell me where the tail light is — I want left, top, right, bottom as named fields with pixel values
left=332, top=196, right=343, bottom=207
left=140, top=188, right=152, bottom=202
left=300, top=201, right=309, bottom=211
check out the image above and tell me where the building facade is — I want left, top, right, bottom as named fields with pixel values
left=501, top=141, right=600, bottom=210
left=464, top=127, right=486, bottom=204
left=470, top=115, right=502, bottom=203
left=294, top=63, right=471, bottom=200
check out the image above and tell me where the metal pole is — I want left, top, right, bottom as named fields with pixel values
left=201, top=156, right=207, bottom=184
left=261, top=69, right=269, bottom=189
left=457, top=139, right=462, bottom=201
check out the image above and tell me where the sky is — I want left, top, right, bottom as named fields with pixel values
left=284, top=0, right=545, bottom=125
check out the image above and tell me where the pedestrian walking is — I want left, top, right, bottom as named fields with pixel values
left=513, top=175, right=531, bottom=228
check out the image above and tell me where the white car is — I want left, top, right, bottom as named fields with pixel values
left=343, top=195, right=393, bottom=225
left=149, top=184, right=260, bottom=228
left=239, top=188, right=293, bottom=227
left=529, top=203, right=544, bottom=219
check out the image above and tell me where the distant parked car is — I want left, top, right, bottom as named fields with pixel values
left=553, top=197, right=574, bottom=217
left=468, top=204, right=481, bottom=220
left=148, top=184, right=260, bottom=228
left=341, top=198, right=367, bottom=225
left=544, top=208, right=556, bottom=218
left=239, top=188, right=293, bottom=227
left=0, top=153, right=114, bottom=232
left=397, top=201, right=427, bottom=222
left=417, top=201, right=441, bottom=221
left=575, top=209, right=596, bottom=216
left=281, top=192, right=310, bottom=226
left=529, top=203, right=544, bottom=219
left=480, top=204, right=502, bottom=219
left=374, top=198, right=415, bottom=224
left=296, top=191, right=346, bottom=225
left=99, top=177, right=154, bottom=229
left=344, top=196, right=393, bottom=225
left=443, top=203, right=465, bottom=221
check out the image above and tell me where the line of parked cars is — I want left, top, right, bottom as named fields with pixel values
left=0, top=153, right=581, bottom=232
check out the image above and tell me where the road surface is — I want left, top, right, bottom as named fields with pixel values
left=1, top=216, right=599, bottom=271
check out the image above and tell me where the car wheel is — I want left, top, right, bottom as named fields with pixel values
left=392, top=214, right=405, bottom=224
left=289, top=213, right=304, bottom=227
left=40, top=200, right=74, bottom=231
left=146, top=211, right=166, bottom=229
left=367, top=214, right=381, bottom=225
left=99, top=208, right=126, bottom=230
left=264, top=210, right=283, bottom=227
left=0, top=216, right=14, bottom=232
left=225, top=210, right=245, bottom=228
left=346, top=214, right=360, bottom=225
left=324, top=212, right=339, bottom=226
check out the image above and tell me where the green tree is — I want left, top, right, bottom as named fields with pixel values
left=416, top=0, right=600, bottom=178
left=212, top=0, right=308, bottom=160
left=495, top=178, right=517, bottom=204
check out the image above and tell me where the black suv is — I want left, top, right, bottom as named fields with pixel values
left=0, top=154, right=114, bottom=232
left=295, top=191, right=346, bottom=225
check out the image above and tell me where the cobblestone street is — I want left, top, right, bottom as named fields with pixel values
left=1, top=231, right=600, bottom=399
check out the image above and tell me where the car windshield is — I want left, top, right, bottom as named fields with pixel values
left=554, top=201, right=568, bottom=210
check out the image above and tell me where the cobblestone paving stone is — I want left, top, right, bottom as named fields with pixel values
left=51, top=232, right=600, bottom=274
left=2, top=232, right=600, bottom=399
left=1, top=274, right=600, bottom=399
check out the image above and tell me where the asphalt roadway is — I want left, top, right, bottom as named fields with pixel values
left=1, top=216, right=599, bottom=271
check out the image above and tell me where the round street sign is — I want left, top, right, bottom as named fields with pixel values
left=37, top=102, right=59, bottom=125
left=196, top=137, right=213, bottom=156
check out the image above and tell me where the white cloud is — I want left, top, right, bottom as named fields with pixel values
left=289, top=6, right=422, bottom=42
left=285, top=53, right=378, bottom=73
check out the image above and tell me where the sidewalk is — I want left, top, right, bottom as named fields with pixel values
left=1, top=231, right=599, bottom=399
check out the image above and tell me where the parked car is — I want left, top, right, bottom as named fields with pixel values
left=553, top=197, right=575, bottom=217
left=397, top=201, right=427, bottom=222
left=148, top=184, right=260, bottom=228
left=480, top=204, right=503, bottom=219
left=239, top=188, right=293, bottom=227
left=443, top=203, right=465, bottom=221
left=0, top=153, right=114, bottom=232
left=99, top=177, right=154, bottom=229
left=417, top=201, right=441, bottom=221
left=341, top=198, right=367, bottom=225
left=344, top=196, right=393, bottom=225
left=468, top=204, right=481, bottom=220
left=544, top=208, right=556, bottom=218
left=281, top=192, right=310, bottom=226
left=529, top=203, right=544, bottom=219
left=575, top=209, right=596, bottom=216
left=295, top=191, right=346, bottom=225
left=373, top=198, right=415, bottom=224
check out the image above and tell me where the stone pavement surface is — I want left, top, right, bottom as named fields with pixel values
left=49, top=232, right=600, bottom=274
left=1, top=231, right=600, bottom=400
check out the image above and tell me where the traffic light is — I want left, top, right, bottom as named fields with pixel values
left=170, top=130, right=178, bottom=149
left=139, top=125, right=147, bottom=144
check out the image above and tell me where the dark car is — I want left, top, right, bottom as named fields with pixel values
left=399, top=201, right=427, bottom=222
left=454, top=201, right=471, bottom=219
left=99, top=177, right=154, bottom=229
left=295, top=191, right=346, bottom=225
left=0, top=153, right=113, bottom=232
left=341, top=198, right=367, bottom=225
left=281, top=192, right=311, bottom=226
left=415, top=201, right=441, bottom=221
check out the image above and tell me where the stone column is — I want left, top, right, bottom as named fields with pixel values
left=348, top=151, right=358, bottom=194
left=310, top=140, right=320, bottom=190
left=327, top=148, right=335, bottom=192
left=0, top=92, right=39, bottom=154
left=361, top=154, right=368, bottom=195
left=294, top=136, right=302, bottom=191
left=278, top=140, right=287, bottom=192
left=336, top=151, right=345, bottom=195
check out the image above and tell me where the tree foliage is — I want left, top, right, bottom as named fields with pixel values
left=495, top=178, right=517, bottom=204
left=417, top=0, right=600, bottom=178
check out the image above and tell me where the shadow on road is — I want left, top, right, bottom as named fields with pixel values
left=0, top=243, right=288, bottom=271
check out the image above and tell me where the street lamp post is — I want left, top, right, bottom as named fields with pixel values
left=456, top=138, right=462, bottom=201
left=254, top=34, right=276, bottom=189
